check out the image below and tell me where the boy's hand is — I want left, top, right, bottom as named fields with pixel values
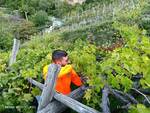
left=81, top=76, right=89, bottom=84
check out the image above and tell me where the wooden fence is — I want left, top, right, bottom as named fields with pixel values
left=27, top=64, right=101, bottom=113
left=26, top=61, right=146, bottom=113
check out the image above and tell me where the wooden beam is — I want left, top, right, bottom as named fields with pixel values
left=37, top=64, right=61, bottom=112
left=37, top=86, right=100, bottom=113
left=38, top=86, right=86, bottom=113
left=114, top=89, right=138, bottom=104
left=27, top=78, right=44, bottom=90
left=27, top=78, right=97, bottom=113
left=102, top=85, right=110, bottom=113
left=9, top=38, right=20, bottom=66
left=110, top=88, right=130, bottom=104
left=27, top=78, right=100, bottom=113
left=54, top=91, right=100, bottom=113
left=27, top=72, right=100, bottom=113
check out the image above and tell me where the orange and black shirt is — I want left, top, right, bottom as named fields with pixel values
left=43, top=65, right=82, bottom=95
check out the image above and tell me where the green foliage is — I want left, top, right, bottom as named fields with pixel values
left=0, top=15, right=13, bottom=51
left=12, top=20, right=37, bottom=40
left=0, top=32, right=73, bottom=112
left=129, top=104, right=150, bottom=113
left=0, top=11, right=37, bottom=51
left=31, top=10, right=48, bottom=27
left=1, top=0, right=121, bottom=27
left=0, top=32, right=13, bottom=51
left=61, top=21, right=120, bottom=47
left=69, top=39, right=96, bottom=76
left=140, top=1, right=150, bottom=36
left=100, top=23, right=150, bottom=89
left=0, top=52, right=10, bottom=72
left=1, top=0, right=73, bottom=23
left=0, top=34, right=49, bottom=112
left=1, top=16, right=150, bottom=113
left=0, top=0, right=150, bottom=113
left=68, top=39, right=104, bottom=108
left=0, top=27, right=101, bottom=112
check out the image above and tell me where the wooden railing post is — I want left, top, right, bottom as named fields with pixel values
left=27, top=65, right=101, bottom=113
left=102, top=85, right=110, bottom=113
left=9, top=38, right=20, bottom=66
left=54, top=92, right=100, bottom=113
left=39, top=86, right=87, bottom=113
left=37, top=64, right=61, bottom=112
left=27, top=78, right=44, bottom=90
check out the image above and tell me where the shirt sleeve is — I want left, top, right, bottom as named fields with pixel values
left=71, top=68, right=83, bottom=86
left=43, top=65, right=48, bottom=80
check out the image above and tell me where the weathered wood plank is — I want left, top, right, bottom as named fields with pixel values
left=110, top=88, right=130, bottom=104
left=54, top=91, right=100, bottom=113
left=37, top=64, right=61, bottom=112
left=27, top=79, right=92, bottom=113
left=102, top=85, right=110, bottom=113
left=114, top=89, right=138, bottom=104
left=27, top=78, right=44, bottom=90
left=37, top=86, right=95, bottom=113
left=27, top=69, right=100, bottom=113
left=9, top=38, right=20, bottom=66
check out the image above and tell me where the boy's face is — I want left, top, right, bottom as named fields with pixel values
left=60, top=56, right=69, bottom=66
left=55, top=56, right=68, bottom=67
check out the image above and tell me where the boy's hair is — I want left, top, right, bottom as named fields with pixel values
left=52, top=50, right=68, bottom=61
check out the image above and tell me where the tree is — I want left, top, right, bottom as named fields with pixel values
left=31, top=10, right=49, bottom=27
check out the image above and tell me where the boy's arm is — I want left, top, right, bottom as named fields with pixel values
left=71, top=68, right=83, bottom=86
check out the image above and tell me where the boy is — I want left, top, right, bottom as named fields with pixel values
left=43, top=50, right=83, bottom=95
